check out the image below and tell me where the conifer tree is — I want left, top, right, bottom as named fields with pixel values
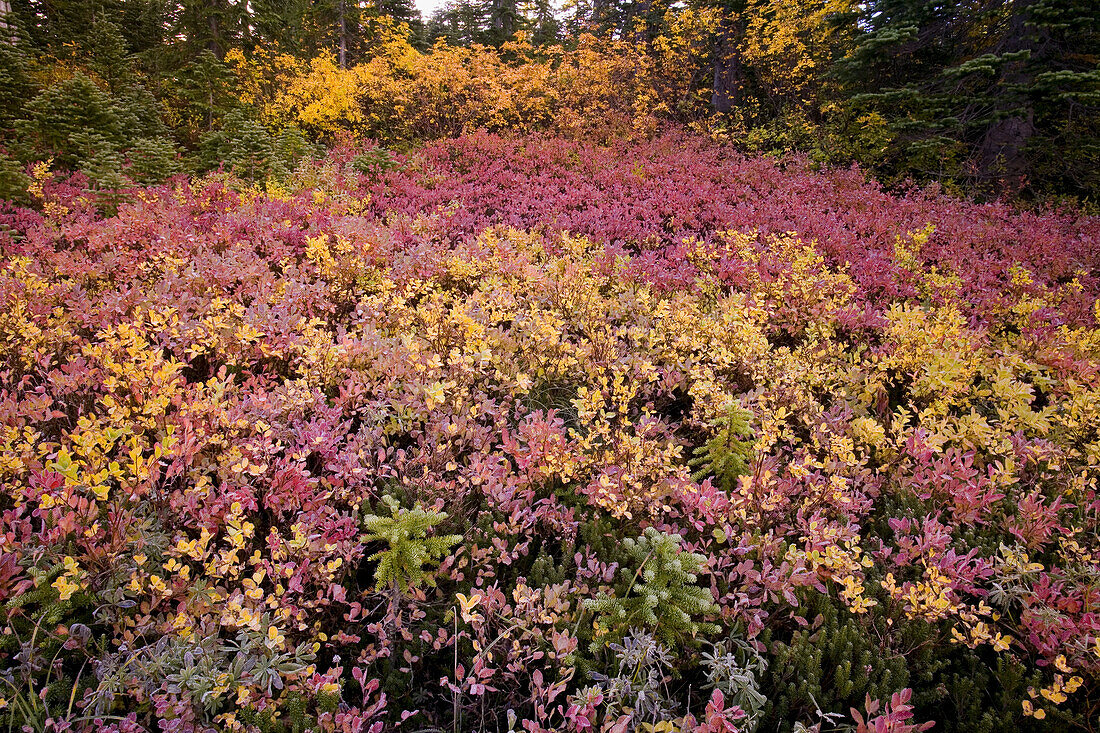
left=0, top=150, right=31, bottom=202
left=361, top=495, right=462, bottom=594
left=837, top=0, right=1100, bottom=197
left=690, top=403, right=754, bottom=493
left=197, top=107, right=273, bottom=181
left=584, top=528, right=720, bottom=650
left=268, top=125, right=317, bottom=182
left=172, top=0, right=247, bottom=58
left=74, top=132, right=130, bottom=213
left=0, top=26, right=36, bottom=135
left=167, top=49, right=236, bottom=141
left=86, top=16, right=133, bottom=91
left=15, top=73, right=124, bottom=166
left=127, top=135, right=183, bottom=185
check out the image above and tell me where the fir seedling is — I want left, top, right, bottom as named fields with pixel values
left=197, top=108, right=273, bottom=183
left=351, top=146, right=403, bottom=180
left=0, top=151, right=32, bottom=204
left=689, top=403, right=754, bottom=492
left=269, top=126, right=317, bottom=182
left=361, top=495, right=462, bottom=594
left=126, top=136, right=183, bottom=186
left=584, top=528, right=719, bottom=650
left=15, top=73, right=123, bottom=167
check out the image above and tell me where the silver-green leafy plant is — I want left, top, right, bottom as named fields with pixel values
left=702, top=636, right=769, bottom=731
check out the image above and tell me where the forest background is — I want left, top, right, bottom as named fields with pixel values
left=0, top=0, right=1097, bottom=205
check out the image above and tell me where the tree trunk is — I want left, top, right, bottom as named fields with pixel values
left=621, top=0, right=653, bottom=45
left=592, top=0, right=610, bottom=31
left=0, top=0, right=13, bottom=45
left=489, top=0, right=514, bottom=43
left=338, top=0, right=347, bottom=68
left=208, top=1, right=223, bottom=58
left=977, top=2, right=1037, bottom=194
left=240, top=1, right=251, bottom=50
left=503, top=1, right=514, bottom=39
left=711, top=9, right=742, bottom=114
left=979, top=111, right=1035, bottom=194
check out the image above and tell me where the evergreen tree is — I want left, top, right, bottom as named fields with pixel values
left=427, top=0, right=490, bottom=45
left=709, top=0, right=749, bottom=114
left=361, top=495, right=462, bottom=594
left=85, top=16, right=136, bottom=91
left=374, top=0, right=423, bottom=41
left=522, top=0, right=559, bottom=45
left=73, top=131, right=130, bottom=213
left=584, top=528, right=720, bottom=650
left=165, top=49, right=237, bottom=143
left=0, top=25, right=37, bottom=136
left=486, top=0, right=519, bottom=44
left=16, top=73, right=124, bottom=166
left=0, top=149, right=31, bottom=203
left=689, top=403, right=754, bottom=493
left=428, top=0, right=559, bottom=46
left=837, top=0, right=1100, bottom=197
left=9, top=0, right=165, bottom=57
left=269, top=125, right=317, bottom=181
left=171, top=0, right=247, bottom=58
left=249, top=0, right=315, bottom=55
left=197, top=107, right=273, bottom=182
left=116, top=83, right=171, bottom=140
left=127, top=135, right=183, bottom=185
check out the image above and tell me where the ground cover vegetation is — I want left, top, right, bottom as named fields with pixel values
left=2, top=0, right=1100, bottom=731
left=1, top=131, right=1100, bottom=731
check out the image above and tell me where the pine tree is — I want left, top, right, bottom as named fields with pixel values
left=374, top=0, right=423, bottom=40
left=172, top=0, right=247, bottom=58
left=836, top=0, right=1100, bottom=197
left=86, top=16, right=133, bottom=91
left=523, top=0, right=559, bottom=46
left=116, top=82, right=171, bottom=140
left=15, top=73, right=124, bottom=166
left=486, top=0, right=519, bottom=44
left=73, top=131, right=130, bottom=213
left=0, top=149, right=31, bottom=202
left=126, top=135, right=183, bottom=185
left=0, top=26, right=37, bottom=135
left=9, top=0, right=164, bottom=59
left=249, top=0, right=315, bottom=55
left=708, top=0, right=749, bottom=114
left=268, top=125, right=317, bottom=182
left=166, top=49, right=236, bottom=142
left=197, top=107, right=273, bottom=182
left=426, top=0, right=490, bottom=45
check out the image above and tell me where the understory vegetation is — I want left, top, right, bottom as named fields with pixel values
left=2, top=134, right=1100, bottom=731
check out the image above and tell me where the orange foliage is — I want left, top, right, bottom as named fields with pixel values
left=226, top=23, right=709, bottom=142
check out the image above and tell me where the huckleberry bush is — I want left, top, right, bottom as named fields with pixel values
left=0, top=133, right=1098, bottom=732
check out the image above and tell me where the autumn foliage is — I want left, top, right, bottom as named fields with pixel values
left=2, top=133, right=1100, bottom=731
left=224, top=20, right=712, bottom=143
